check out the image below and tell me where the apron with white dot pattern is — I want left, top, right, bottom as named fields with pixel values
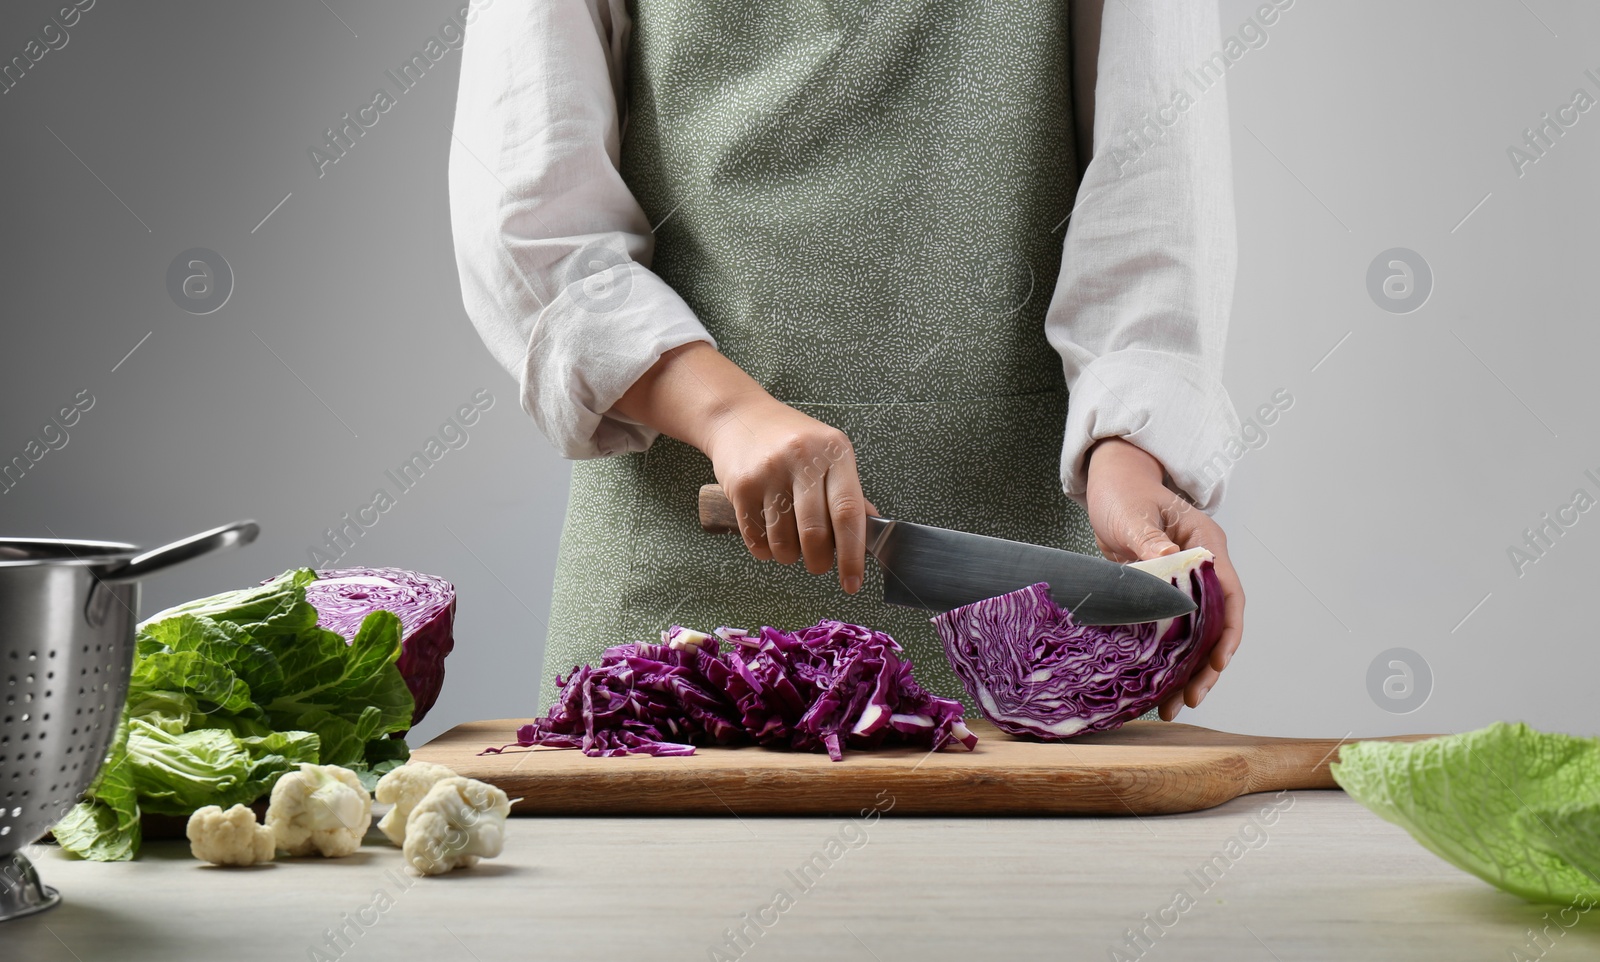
left=541, top=0, right=1097, bottom=708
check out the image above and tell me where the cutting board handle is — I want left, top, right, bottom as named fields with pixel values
left=1243, top=732, right=1440, bottom=793
left=699, top=484, right=739, bottom=534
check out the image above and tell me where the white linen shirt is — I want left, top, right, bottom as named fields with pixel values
left=449, top=0, right=1242, bottom=512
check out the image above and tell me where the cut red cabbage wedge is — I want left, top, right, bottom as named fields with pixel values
left=934, top=547, right=1224, bottom=739
left=307, top=567, right=456, bottom=726
left=487, top=622, right=977, bottom=761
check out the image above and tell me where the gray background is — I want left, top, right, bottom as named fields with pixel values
left=1, top=0, right=1594, bottom=747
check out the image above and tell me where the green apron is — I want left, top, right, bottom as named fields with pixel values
left=541, top=0, right=1097, bottom=709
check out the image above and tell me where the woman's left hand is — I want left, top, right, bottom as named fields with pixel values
left=1083, top=437, right=1245, bottom=721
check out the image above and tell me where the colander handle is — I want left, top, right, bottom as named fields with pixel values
left=96, top=520, right=261, bottom=584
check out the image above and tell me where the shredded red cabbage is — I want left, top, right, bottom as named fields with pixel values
left=488, top=622, right=977, bottom=761
left=305, top=567, right=456, bottom=726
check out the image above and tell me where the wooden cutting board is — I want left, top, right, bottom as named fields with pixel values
left=412, top=719, right=1433, bottom=817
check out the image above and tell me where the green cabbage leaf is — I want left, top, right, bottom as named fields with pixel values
left=53, top=570, right=413, bottom=860
left=1332, top=722, right=1600, bottom=904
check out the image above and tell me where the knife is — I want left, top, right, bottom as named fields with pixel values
left=696, top=484, right=1196, bottom=625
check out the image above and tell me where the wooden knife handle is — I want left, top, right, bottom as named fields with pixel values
left=699, top=484, right=740, bottom=534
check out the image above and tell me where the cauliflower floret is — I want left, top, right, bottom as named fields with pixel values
left=402, top=776, right=510, bottom=876
left=265, top=763, right=372, bottom=858
left=186, top=804, right=275, bottom=866
left=374, top=761, right=458, bottom=847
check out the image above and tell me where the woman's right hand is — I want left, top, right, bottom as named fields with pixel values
left=703, top=395, right=870, bottom=594
left=609, top=342, right=872, bottom=595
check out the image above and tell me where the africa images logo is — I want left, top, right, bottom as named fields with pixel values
left=307, top=0, right=497, bottom=179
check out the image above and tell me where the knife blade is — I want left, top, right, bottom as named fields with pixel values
left=697, top=484, right=1196, bottom=625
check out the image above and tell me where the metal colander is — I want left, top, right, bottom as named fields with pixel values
left=1, top=619, right=134, bottom=846
left=0, top=521, right=257, bottom=920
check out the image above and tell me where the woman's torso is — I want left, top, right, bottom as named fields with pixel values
left=540, top=0, right=1095, bottom=707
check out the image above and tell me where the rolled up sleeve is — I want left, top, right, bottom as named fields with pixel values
left=1049, top=0, right=1242, bottom=513
left=449, top=0, right=713, bottom=458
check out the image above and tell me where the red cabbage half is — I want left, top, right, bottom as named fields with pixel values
left=933, top=547, right=1224, bottom=739
left=307, top=567, right=457, bottom=726
left=492, top=621, right=977, bottom=762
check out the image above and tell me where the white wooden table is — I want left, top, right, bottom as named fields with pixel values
left=5, top=793, right=1590, bottom=961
